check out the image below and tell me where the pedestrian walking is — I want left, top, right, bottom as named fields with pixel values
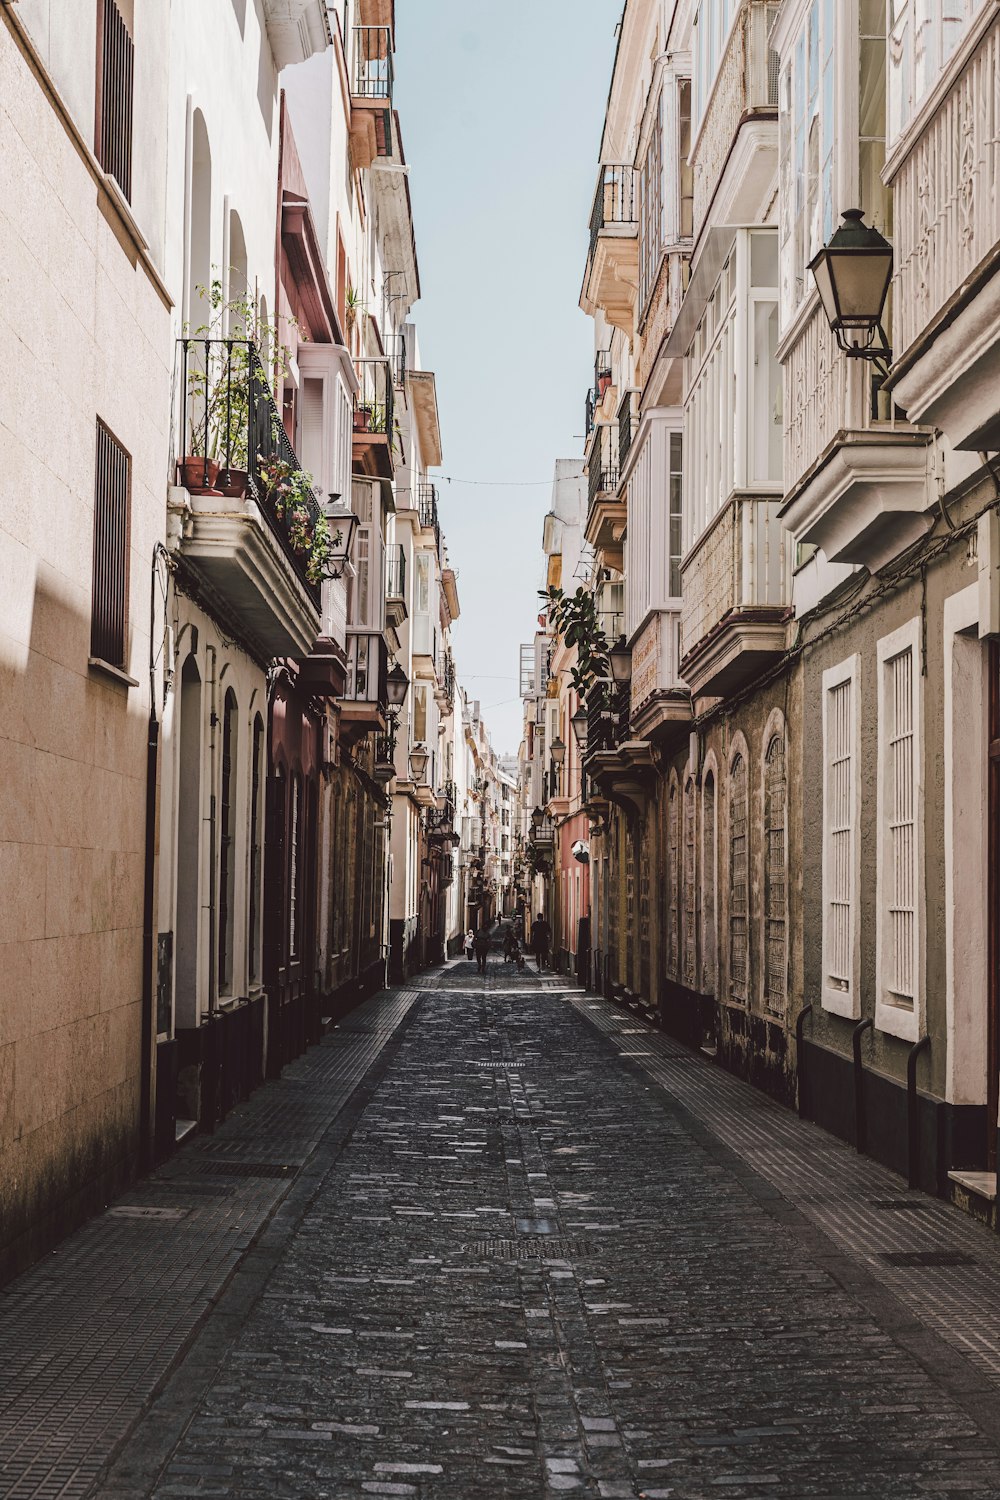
left=502, top=926, right=519, bottom=965
left=463, top=928, right=475, bottom=961
left=529, top=912, right=551, bottom=972
left=473, top=920, right=492, bottom=975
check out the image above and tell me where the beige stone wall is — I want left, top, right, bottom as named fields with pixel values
left=0, top=16, right=172, bottom=1277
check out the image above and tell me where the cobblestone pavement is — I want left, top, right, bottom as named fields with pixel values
left=8, top=964, right=1000, bottom=1499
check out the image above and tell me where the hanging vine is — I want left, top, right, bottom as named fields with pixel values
left=539, top=585, right=612, bottom=698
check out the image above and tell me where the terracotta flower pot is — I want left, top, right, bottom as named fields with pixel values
left=178, top=456, right=221, bottom=495
left=217, top=467, right=248, bottom=498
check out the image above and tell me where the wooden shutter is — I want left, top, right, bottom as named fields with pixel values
left=91, top=419, right=131, bottom=669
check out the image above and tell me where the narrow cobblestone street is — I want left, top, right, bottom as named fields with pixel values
left=7, top=963, right=1000, bottom=1499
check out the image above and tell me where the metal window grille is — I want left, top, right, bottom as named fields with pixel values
left=218, top=693, right=237, bottom=993
left=886, top=648, right=915, bottom=1002
left=764, top=734, right=787, bottom=1012
left=97, top=0, right=134, bottom=203
left=729, top=754, right=749, bottom=1000
left=702, top=772, right=717, bottom=988
left=669, top=432, right=684, bottom=597
left=683, top=778, right=697, bottom=987
left=249, top=717, right=263, bottom=982
left=826, top=679, right=853, bottom=990
left=667, top=785, right=680, bottom=976
left=91, top=419, right=131, bottom=669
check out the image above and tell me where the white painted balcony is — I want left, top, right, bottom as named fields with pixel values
left=261, top=0, right=331, bottom=68
left=888, top=9, right=1000, bottom=450
left=680, top=492, right=788, bottom=700
left=689, top=0, right=779, bottom=242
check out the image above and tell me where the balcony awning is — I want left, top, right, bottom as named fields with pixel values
left=409, top=371, right=443, bottom=467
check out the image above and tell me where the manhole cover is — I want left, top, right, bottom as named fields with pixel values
left=107, top=1205, right=189, bottom=1220
left=879, top=1250, right=976, bottom=1267
left=186, top=1160, right=297, bottom=1179
left=471, top=1238, right=598, bottom=1261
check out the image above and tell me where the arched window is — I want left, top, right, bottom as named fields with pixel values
left=764, top=731, right=788, bottom=1013
left=729, top=752, right=749, bottom=1002
left=683, top=776, right=697, bottom=988
left=188, top=111, right=212, bottom=327
left=218, top=689, right=238, bottom=995
left=248, top=714, right=264, bottom=983
left=176, top=655, right=203, bottom=1030
left=702, top=768, right=717, bottom=991
left=226, top=210, right=249, bottom=330
left=667, top=779, right=680, bottom=976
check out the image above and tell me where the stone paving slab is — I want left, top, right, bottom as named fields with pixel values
left=0, top=988, right=419, bottom=1500
left=102, top=960, right=1000, bottom=1498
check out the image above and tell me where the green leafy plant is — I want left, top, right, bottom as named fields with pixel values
left=183, top=277, right=298, bottom=467
left=540, top=585, right=613, bottom=696
left=256, top=454, right=342, bottom=583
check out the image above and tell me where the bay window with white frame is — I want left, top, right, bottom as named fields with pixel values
left=637, top=71, right=694, bottom=322
left=692, top=0, right=742, bottom=132
left=888, top=0, right=980, bottom=146
left=778, top=0, right=890, bottom=329
left=683, top=230, right=782, bottom=550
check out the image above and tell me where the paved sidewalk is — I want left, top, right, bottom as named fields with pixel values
left=7, top=963, right=1000, bottom=1498
left=0, top=987, right=418, bottom=1500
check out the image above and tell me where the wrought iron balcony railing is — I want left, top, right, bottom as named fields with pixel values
left=385, top=542, right=406, bottom=599
left=417, top=482, right=439, bottom=532
left=352, top=25, right=393, bottom=102
left=177, top=337, right=322, bottom=604
left=385, top=330, right=407, bottom=390
left=586, top=423, right=619, bottom=514
left=618, top=389, right=638, bottom=471
left=353, top=357, right=394, bottom=442
left=588, top=164, right=637, bottom=265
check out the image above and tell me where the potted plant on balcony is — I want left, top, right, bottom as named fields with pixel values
left=344, top=284, right=365, bottom=342
left=181, top=278, right=295, bottom=499
left=256, top=454, right=343, bottom=585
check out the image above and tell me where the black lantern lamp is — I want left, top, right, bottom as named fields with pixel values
left=609, top=636, right=632, bottom=685
left=409, top=743, right=430, bottom=783
left=809, top=209, right=893, bottom=368
left=571, top=705, right=589, bottom=751
left=531, top=805, right=544, bottom=836
left=323, top=496, right=360, bottom=579
left=550, top=736, right=566, bottom=766
left=386, top=661, right=409, bottom=710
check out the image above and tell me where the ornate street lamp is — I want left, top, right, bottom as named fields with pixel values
left=550, top=736, right=566, bottom=766
left=609, top=636, right=632, bottom=685
left=809, top=208, right=893, bottom=367
left=409, top=743, right=430, bottom=783
left=531, top=805, right=544, bottom=837
left=386, top=661, right=410, bottom=709
left=322, top=496, right=360, bottom=579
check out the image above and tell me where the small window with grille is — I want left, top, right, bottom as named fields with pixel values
left=96, top=0, right=135, bottom=203
left=90, top=419, right=131, bottom=673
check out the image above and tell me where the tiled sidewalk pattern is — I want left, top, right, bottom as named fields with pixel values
left=567, top=990, right=1000, bottom=1389
left=0, top=988, right=418, bottom=1500
left=127, top=962, right=1000, bottom=1498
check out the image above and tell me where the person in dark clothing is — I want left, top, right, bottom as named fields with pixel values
left=529, top=913, right=551, bottom=972
left=502, top=926, right=519, bottom=964
left=473, top=921, right=492, bottom=975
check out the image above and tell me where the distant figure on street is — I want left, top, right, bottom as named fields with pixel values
left=473, top=921, right=492, bottom=975
left=503, top=926, right=519, bottom=964
left=463, top=928, right=475, bottom=961
left=530, top=913, right=551, bottom=972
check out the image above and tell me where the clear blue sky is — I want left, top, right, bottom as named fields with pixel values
left=395, top=1, right=621, bottom=755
